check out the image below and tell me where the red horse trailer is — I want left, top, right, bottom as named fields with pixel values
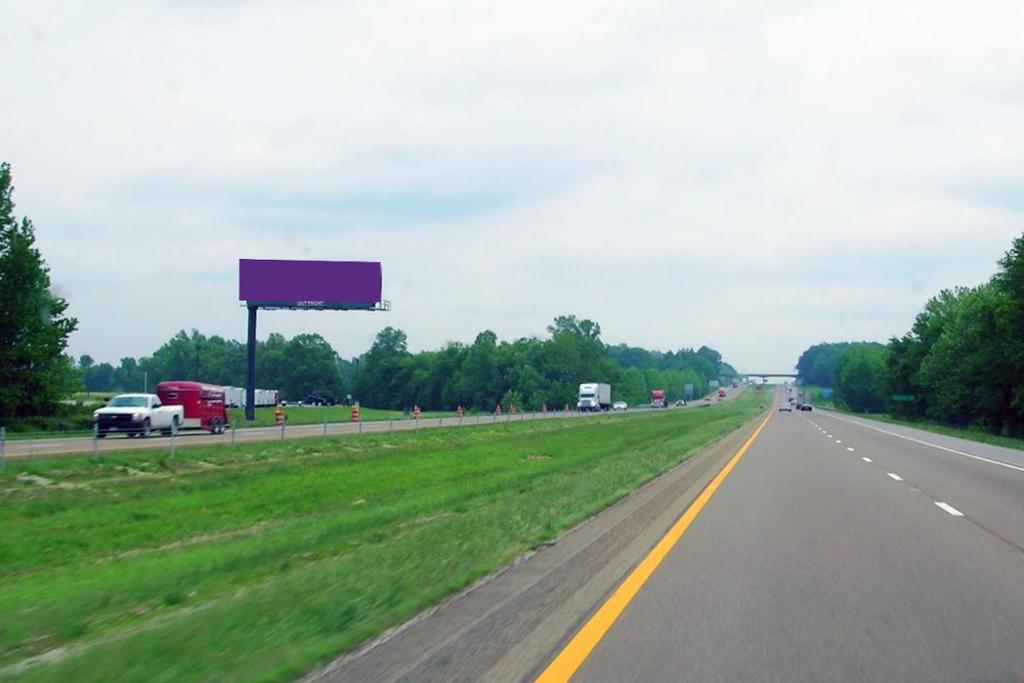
left=156, top=381, right=229, bottom=433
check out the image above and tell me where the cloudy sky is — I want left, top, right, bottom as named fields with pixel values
left=4, top=1, right=1023, bottom=372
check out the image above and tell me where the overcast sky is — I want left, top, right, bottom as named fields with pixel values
left=4, top=1, right=1023, bottom=372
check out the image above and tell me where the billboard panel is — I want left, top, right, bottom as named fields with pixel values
left=239, top=259, right=382, bottom=309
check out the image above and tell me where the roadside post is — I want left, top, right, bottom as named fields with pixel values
left=280, top=415, right=285, bottom=441
left=0, top=426, right=5, bottom=471
left=231, top=421, right=236, bottom=447
left=323, top=418, right=327, bottom=437
left=389, top=419, right=394, bottom=436
left=170, top=420, right=177, bottom=460
left=92, top=423, right=99, bottom=462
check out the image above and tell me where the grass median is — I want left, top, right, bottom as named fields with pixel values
left=0, top=392, right=766, bottom=682
left=226, top=404, right=485, bottom=427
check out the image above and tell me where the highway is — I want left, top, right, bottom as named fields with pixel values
left=313, top=387, right=1024, bottom=682
left=0, top=390, right=741, bottom=460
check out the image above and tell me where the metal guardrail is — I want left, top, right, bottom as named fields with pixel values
left=0, top=407, right=616, bottom=461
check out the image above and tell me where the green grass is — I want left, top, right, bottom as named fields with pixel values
left=227, top=405, right=489, bottom=427
left=0, top=392, right=765, bottom=682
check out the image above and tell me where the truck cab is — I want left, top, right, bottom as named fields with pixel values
left=93, top=394, right=184, bottom=438
left=577, top=383, right=612, bottom=412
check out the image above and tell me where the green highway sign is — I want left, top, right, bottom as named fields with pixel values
left=891, top=394, right=916, bottom=402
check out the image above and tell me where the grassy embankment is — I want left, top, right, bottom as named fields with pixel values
left=0, top=392, right=765, bottom=683
left=226, top=405, right=487, bottom=427
left=804, top=385, right=1024, bottom=453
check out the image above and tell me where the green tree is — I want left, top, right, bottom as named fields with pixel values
left=279, top=334, right=346, bottom=400
left=835, top=345, right=888, bottom=413
left=0, top=162, right=79, bottom=418
left=457, top=330, right=500, bottom=410
left=83, top=362, right=116, bottom=392
left=994, top=233, right=1024, bottom=430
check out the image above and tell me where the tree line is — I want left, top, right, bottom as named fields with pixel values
left=796, top=232, right=1024, bottom=436
left=78, top=315, right=733, bottom=412
left=78, top=330, right=351, bottom=403
left=352, top=315, right=734, bottom=411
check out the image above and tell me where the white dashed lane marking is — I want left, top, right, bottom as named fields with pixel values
left=887, top=472, right=903, bottom=481
left=822, top=413, right=1024, bottom=474
left=846, top=447, right=855, bottom=452
left=862, top=457, right=872, bottom=462
left=934, top=502, right=965, bottom=517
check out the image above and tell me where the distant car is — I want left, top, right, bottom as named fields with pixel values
left=613, top=401, right=628, bottom=411
left=675, top=399, right=686, bottom=406
left=799, top=404, right=813, bottom=411
left=779, top=405, right=792, bottom=412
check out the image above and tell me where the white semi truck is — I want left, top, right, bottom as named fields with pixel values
left=577, top=383, right=612, bottom=412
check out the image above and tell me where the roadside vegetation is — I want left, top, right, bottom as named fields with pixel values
left=796, top=232, right=1024, bottom=438
left=0, top=392, right=764, bottom=683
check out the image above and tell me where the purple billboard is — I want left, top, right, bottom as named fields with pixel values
left=239, top=259, right=382, bottom=310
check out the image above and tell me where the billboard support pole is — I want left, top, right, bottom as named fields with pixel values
left=246, top=305, right=257, bottom=422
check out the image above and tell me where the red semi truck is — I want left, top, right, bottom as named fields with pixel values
left=156, top=381, right=230, bottom=433
left=650, top=389, right=668, bottom=408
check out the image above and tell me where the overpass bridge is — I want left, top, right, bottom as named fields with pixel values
left=721, top=372, right=799, bottom=381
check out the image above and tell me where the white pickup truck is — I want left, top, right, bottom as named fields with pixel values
left=93, top=393, right=184, bottom=438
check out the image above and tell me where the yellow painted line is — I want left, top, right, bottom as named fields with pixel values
left=535, top=410, right=773, bottom=683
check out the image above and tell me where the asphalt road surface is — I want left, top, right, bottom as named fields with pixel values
left=313, top=387, right=1024, bottom=682
left=1, top=389, right=743, bottom=460
left=569, top=393, right=1024, bottom=682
